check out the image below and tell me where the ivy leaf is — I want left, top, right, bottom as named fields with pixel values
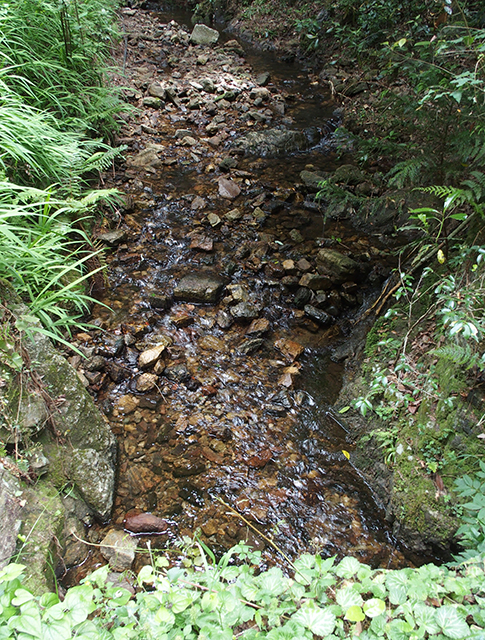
left=0, top=564, right=25, bottom=584
left=11, top=590, right=35, bottom=607
left=336, top=586, right=363, bottom=611
left=336, top=557, right=361, bottom=578
left=8, top=612, right=42, bottom=637
left=413, top=603, right=440, bottom=635
left=345, top=606, right=365, bottom=622
left=292, top=602, right=336, bottom=636
left=363, top=598, right=386, bottom=618
left=435, top=606, right=470, bottom=639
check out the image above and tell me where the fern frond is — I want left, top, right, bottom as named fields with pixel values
left=79, top=145, right=126, bottom=174
left=433, top=343, right=484, bottom=371
left=80, top=188, right=120, bottom=207
left=387, top=157, right=427, bottom=188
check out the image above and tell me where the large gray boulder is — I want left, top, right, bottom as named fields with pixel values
left=190, top=24, right=219, bottom=45
left=0, top=467, right=22, bottom=570
left=10, top=306, right=117, bottom=521
left=233, top=128, right=320, bottom=157
left=174, top=272, right=225, bottom=303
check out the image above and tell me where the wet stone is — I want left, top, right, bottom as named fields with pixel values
left=216, top=310, right=233, bottom=329
left=173, top=461, right=206, bottom=478
left=164, top=364, right=190, bottom=383
left=174, top=272, right=225, bottom=303
left=299, top=272, right=332, bottom=291
left=190, top=235, right=213, bottom=251
left=297, top=257, right=312, bottom=272
left=274, top=338, right=304, bottom=362
left=100, top=530, right=137, bottom=571
left=138, top=340, right=171, bottom=369
left=115, top=395, right=139, bottom=415
left=246, top=317, right=270, bottom=336
left=237, top=338, right=264, bottom=355
left=124, top=513, right=168, bottom=534
left=148, top=82, right=166, bottom=99
left=294, top=287, right=312, bottom=308
left=304, top=305, right=335, bottom=327
left=230, top=302, right=259, bottom=320
left=178, top=483, right=204, bottom=506
left=136, top=373, right=158, bottom=392
left=225, top=207, right=243, bottom=222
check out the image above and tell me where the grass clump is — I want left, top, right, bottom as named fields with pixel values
left=0, top=0, right=126, bottom=343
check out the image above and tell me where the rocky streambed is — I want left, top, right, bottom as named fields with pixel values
left=58, top=7, right=437, bottom=581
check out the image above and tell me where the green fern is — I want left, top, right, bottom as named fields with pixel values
left=79, top=144, right=126, bottom=175
left=433, top=343, right=485, bottom=372
left=387, top=157, right=429, bottom=189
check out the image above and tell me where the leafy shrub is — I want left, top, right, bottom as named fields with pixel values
left=1, top=541, right=485, bottom=639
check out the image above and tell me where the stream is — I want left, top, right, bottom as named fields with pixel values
left=65, top=4, right=433, bottom=582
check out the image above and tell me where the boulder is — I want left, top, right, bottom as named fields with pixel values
left=233, top=128, right=320, bottom=157
left=190, top=24, right=219, bottom=45
left=317, top=248, right=360, bottom=283
left=174, top=272, right=225, bottom=303
left=15, top=308, right=117, bottom=521
left=0, top=467, right=22, bottom=569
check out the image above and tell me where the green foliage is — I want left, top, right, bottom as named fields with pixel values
left=454, top=461, right=485, bottom=561
left=0, top=182, right=116, bottom=344
left=0, top=0, right=124, bottom=133
left=1, top=542, right=485, bottom=639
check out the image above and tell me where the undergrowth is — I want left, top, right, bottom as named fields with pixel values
left=1, top=540, right=485, bottom=639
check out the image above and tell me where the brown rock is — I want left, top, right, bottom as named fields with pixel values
left=115, top=395, right=140, bottom=415
left=136, top=373, right=158, bottom=392
left=218, top=177, right=241, bottom=199
left=246, top=318, right=270, bottom=336
left=124, top=513, right=168, bottom=534
left=138, top=338, right=171, bottom=369
left=274, top=338, right=304, bottom=362
left=190, top=236, right=214, bottom=251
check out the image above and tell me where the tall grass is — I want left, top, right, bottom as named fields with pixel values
left=0, top=0, right=126, bottom=342
left=0, top=0, right=123, bottom=134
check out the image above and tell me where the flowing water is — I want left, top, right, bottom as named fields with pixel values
left=65, top=5, right=436, bottom=582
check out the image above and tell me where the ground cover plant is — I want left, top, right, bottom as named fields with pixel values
left=0, top=538, right=485, bottom=639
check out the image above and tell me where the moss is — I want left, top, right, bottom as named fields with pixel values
left=17, top=479, right=65, bottom=594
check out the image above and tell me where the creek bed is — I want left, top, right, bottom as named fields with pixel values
left=65, top=5, right=438, bottom=584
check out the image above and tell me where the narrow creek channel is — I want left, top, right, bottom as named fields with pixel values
left=66, top=4, right=436, bottom=583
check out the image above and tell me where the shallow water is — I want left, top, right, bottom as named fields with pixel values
left=64, top=6, right=438, bottom=584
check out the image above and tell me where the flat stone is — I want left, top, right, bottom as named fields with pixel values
left=115, top=395, right=140, bottom=415
left=191, top=196, right=206, bottom=210
left=230, top=302, right=259, bottom=320
left=124, top=513, right=168, bottom=534
left=97, top=229, right=127, bottom=246
left=238, top=338, right=264, bottom=355
left=207, top=213, right=222, bottom=227
left=274, top=338, right=304, bottom=362
left=175, top=129, right=192, bottom=139
left=297, top=258, right=312, bottom=272
left=138, top=339, right=171, bottom=369
left=300, top=170, right=328, bottom=192
left=190, top=24, right=219, bottom=45
left=199, top=335, right=225, bottom=351
left=304, top=305, right=335, bottom=327
left=225, top=207, right=243, bottom=221
left=100, top=530, right=137, bottom=571
left=317, top=248, right=360, bottom=283
left=190, top=235, right=213, bottom=251
left=256, top=72, right=271, bottom=86
left=136, top=373, right=158, bottom=392
left=218, top=177, right=241, bottom=199
left=299, top=272, right=333, bottom=291
left=246, top=318, right=270, bottom=336
left=174, top=272, right=225, bottom=303
left=148, top=83, right=166, bottom=99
